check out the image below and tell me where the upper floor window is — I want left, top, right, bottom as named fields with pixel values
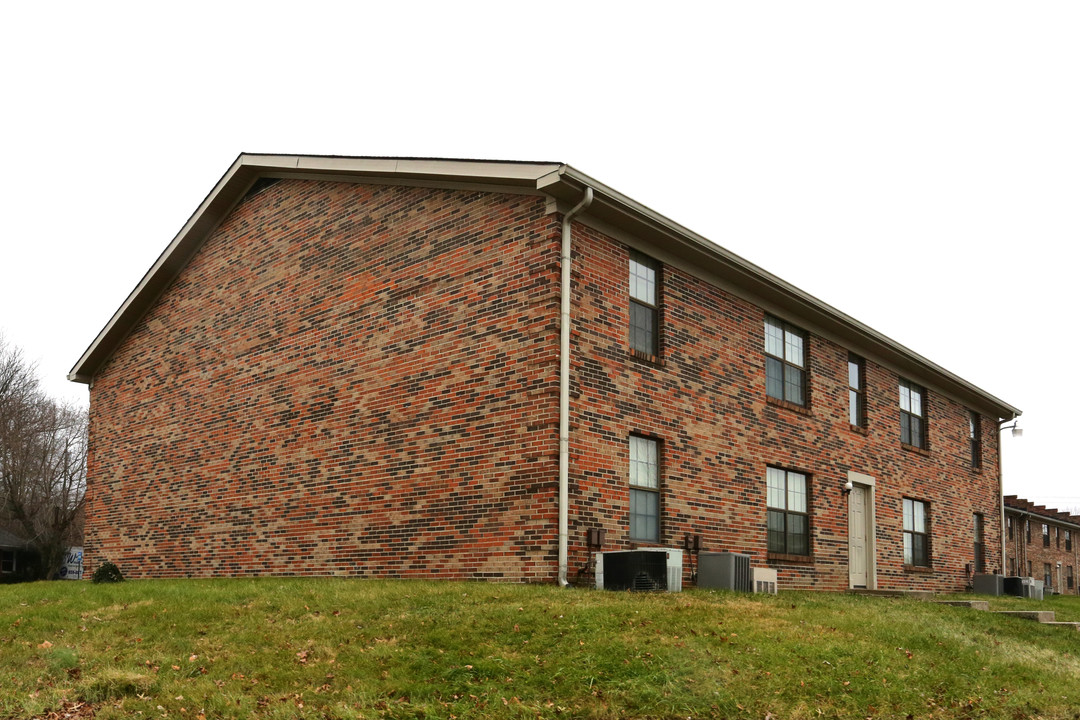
left=903, top=498, right=930, bottom=567
left=899, top=379, right=926, bottom=449
left=766, top=467, right=809, bottom=556
left=1042, top=523, right=1050, bottom=547
left=1067, top=530, right=1073, bottom=552
left=969, top=411, right=981, bottom=469
left=1007, top=516, right=1013, bottom=541
left=848, top=354, right=866, bottom=427
left=629, top=252, right=660, bottom=358
left=764, top=317, right=807, bottom=406
left=628, top=435, right=660, bottom=542
left=1056, top=527, right=1061, bottom=549
left=1026, top=520, right=1031, bottom=544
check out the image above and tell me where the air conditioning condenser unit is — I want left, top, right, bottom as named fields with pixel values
left=595, top=549, right=683, bottom=592
left=697, top=551, right=752, bottom=592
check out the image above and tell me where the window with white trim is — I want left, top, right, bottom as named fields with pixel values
left=903, top=498, right=930, bottom=567
left=629, top=253, right=660, bottom=357
left=628, top=435, right=660, bottom=542
left=973, top=513, right=985, bottom=574
left=899, top=379, right=926, bottom=449
left=767, top=467, right=809, bottom=556
left=848, top=354, right=866, bottom=427
left=764, top=317, right=807, bottom=406
left=969, top=411, right=981, bottom=469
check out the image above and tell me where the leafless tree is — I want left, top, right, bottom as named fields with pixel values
left=0, top=335, right=87, bottom=579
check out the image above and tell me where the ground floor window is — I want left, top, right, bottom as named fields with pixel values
left=1069, top=566, right=1074, bottom=590
left=1008, top=557, right=1016, bottom=576
left=766, top=467, right=809, bottom=556
left=0, top=549, right=14, bottom=574
left=973, top=513, right=985, bottom=573
left=628, top=435, right=660, bottom=542
left=1044, top=563, right=1053, bottom=588
left=903, top=498, right=930, bottom=567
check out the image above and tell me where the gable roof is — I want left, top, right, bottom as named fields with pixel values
left=69, top=153, right=1020, bottom=421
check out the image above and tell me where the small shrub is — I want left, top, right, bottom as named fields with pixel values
left=92, top=561, right=124, bottom=584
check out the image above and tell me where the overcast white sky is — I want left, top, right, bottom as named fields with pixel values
left=1, top=2, right=1076, bottom=511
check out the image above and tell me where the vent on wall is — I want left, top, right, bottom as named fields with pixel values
left=752, top=567, right=778, bottom=594
left=697, top=552, right=752, bottom=592
left=595, top=549, right=683, bottom=592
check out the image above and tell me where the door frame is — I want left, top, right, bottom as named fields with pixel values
left=847, top=471, right=878, bottom=590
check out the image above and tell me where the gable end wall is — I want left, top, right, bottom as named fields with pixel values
left=86, top=180, right=562, bottom=581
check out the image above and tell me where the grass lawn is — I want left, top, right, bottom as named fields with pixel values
left=2, top=579, right=1079, bottom=719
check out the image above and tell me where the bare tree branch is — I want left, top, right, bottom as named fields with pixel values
left=0, top=334, right=86, bottom=579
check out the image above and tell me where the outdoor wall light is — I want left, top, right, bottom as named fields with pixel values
left=1001, top=421, right=1023, bottom=438
left=843, top=480, right=853, bottom=494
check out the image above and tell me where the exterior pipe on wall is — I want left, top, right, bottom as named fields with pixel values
left=558, top=187, right=593, bottom=587
left=998, top=416, right=1022, bottom=577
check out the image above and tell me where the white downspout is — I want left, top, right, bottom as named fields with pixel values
left=558, top=187, right=593, bottom=587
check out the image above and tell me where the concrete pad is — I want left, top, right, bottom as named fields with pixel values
left=995, top=610, right=1055, bottom=623
left=936, top=600, right=990, bottom=611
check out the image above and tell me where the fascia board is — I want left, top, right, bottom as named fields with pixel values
left=68, top=154, right=260, bottom=383
left=544, top=166, right=1021, bottom=421
left=272, top=154, right=561, bottom=186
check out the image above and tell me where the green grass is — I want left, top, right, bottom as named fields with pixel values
left=2, top=580, right=1079, bottom=719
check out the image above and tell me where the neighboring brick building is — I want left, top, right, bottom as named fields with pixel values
left=1004, top=496, right=1078, bottom=594
left=69, top=155, right=1021, bottom=591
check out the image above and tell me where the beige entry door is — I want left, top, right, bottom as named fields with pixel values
left=849, top=485, right=869, bottom=588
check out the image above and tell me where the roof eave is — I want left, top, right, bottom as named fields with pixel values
left=540, top=166, right=1020, bottom=421
left=69, top=155, right=1022, bottom=422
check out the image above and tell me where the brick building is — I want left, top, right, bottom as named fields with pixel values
left=69, top=155, right=1020, bottom=591
left=1004, top=495, right=1078, bottom=594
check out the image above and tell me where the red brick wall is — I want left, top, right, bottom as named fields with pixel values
left=86, top=179, right=1003, bottom=591
left=1005, top=513, right=1079, bottom=594
left=564, top=225, right=1002, bottom=592
left=86, top=180, right=564, bottom=580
